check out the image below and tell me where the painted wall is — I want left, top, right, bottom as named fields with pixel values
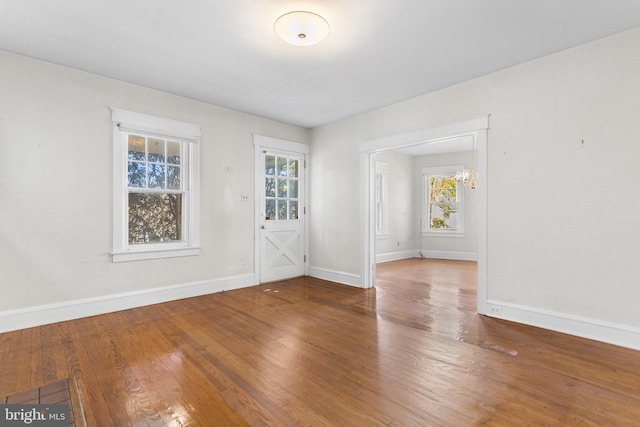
left=374, top=151, right=414, bottom=260
left=309, top=28, right=640, bottom=341
left=0, top=51, right=307, bottom=319
left=373, top=150, right=478, bottom=262
left=2, top=26, right=639, bottom=347
left=413, top=151, right=478, bottom=260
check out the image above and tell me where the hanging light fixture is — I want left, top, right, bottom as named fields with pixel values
left=456, top=136, right=477, bottom=190
left=274, top=11, right=330, bottom=46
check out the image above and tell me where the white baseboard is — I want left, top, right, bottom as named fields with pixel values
left=485, top=299, right=640, bottom=351
left=0, top=273, right=255, bottom=334
left=7, top=270, right=635, bottom=352
left=414, top=250, right=477, bottom=261
left=376, top=250, right=414, bottom=264
left=308, top=266, right=363, bottom=288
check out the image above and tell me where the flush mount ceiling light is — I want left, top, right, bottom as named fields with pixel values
left=274, top=11, right=330, bottom=46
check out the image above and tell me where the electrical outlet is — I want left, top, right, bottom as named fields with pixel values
left=488, top=305, right=503, bottom=315
left=241, top=194, right=249, bottom=202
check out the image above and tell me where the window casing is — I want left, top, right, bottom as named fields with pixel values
left=112, top=109, right=201, bottom=262
left=422, top=165, right=464, bottom=237
left=375, top=162, right=388, bottom=237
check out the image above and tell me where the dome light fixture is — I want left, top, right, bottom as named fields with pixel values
left=274, top=11, right=330, bottom=46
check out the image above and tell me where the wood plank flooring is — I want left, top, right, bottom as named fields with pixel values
left=3, top=379, right=81, bottom=426
left=1, top=258, right=639, bottom=426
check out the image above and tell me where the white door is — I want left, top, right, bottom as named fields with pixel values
left=259, top=150, right=306, bottom=282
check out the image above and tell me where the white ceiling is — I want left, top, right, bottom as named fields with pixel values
left=2, top=1, right=640, bottom=128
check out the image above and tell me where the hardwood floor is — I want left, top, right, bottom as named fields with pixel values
left=1, top=258, right=639, bottom=426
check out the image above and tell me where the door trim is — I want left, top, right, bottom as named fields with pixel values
left=359, top=116, right=489, bottom=315
left=253, top=135, right=310, bottom=284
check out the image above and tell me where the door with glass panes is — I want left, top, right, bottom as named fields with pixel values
left=259, top=150, right=305, bottom=282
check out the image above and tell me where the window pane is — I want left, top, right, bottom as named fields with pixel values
left=277, top=157, right=287, bottom=176
left=289, top=200, right=298, bottom=220
left=430, top=176, right=457, bottom=202
left=147, top=164, right=165, bottom=189
left=128, top=193, right=182, bottom=244
left=289, top=160, right=299, bottom=177
left=167, top=166, right=181, bottom=190
left=128, top=161, right=146, bottom=188
left=431, top=190, right=457, bottom=203
left=167, top=141, right=181, bottom=165
left=265, top=199, right=275, bottom=220
left=148, top=138, right=165, bottom=162
left=288, top=179, right=298, bottom=198
left=265, top=155, right=275, bottom=176
left=265, top=178, right=276, bottom=197
left=376, top=201, right=384, bottom=233
left=446, top=211, right=459, bottom=229
left=128, top=135, right=146, bottom=160
left=277, top=178, right=287, bottom=198
left=430, top=203, right=458, bottom=230
left=278, top=200, right=288, bottom=220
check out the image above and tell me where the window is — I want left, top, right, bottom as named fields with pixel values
left=375, top=162, right=388, bottom=237
left=111, top=109, right=201, bottom=262
left=422, top=165, right=464, bottom=237
left=264, top=153, right=301, bottom=220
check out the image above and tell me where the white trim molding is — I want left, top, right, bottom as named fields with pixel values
left=253, top=134, right=310, bottom=284
left=111, top=108, right=201, bottom=142
left=421, top=164, right=465, bottom=235
left=360, top=116, right=489, bottom=153
left=308, top=266, right=363, bottom=288
left=376, top=250, right=414, bottom=263
left=0, top=274, right=255, bottom=334
left=111, top=108, right=202, bottom=263
left=485, top=300, right=640, bottom=351
left=415, top=250, right=477, bottom=261
left=360, top=115, right=489, bottom=309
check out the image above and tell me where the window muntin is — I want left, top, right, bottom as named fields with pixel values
left=112, top=108, right=200, bottom=262
left=427, top=174, right=459, bottom=230
left=126, top=133, right=186, bottom=244
left=422, top=165, right=464, bottom=236
left=265, top=154, right=300, bottom=220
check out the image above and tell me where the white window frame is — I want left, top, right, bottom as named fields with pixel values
left=422, top=165, right=465, bottom=238
left=375, top=161, right=388, bottom=239
left=111, top=108, right=201, bottom=262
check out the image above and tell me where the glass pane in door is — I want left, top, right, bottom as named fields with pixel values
left=265, top=153, right=301, bottom=221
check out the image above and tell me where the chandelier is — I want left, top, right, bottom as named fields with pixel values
left=456, top=136, right=477, bottom=189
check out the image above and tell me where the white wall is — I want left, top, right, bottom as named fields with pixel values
left=373, top=150, right=478, bottom=262
left=0, top=50, right=307, bottom=328
left=3, top=26, right=640, bottom=349
left=309, top=28, right=640, bottom=348
left=414, top=151, right=478, bottom=260
left=374, top=151, right=413, bottom=261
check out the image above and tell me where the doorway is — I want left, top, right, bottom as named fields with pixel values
left=254, top=135, right=309, bottom=283
left=359, top=116, right=489, bottom=314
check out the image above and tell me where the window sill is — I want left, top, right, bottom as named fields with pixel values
left=112, top=246, right=201, bottom=263
left=422, top=231, right=465, bottom=238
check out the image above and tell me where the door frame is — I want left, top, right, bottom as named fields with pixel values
left=359, top=116, right=489, bottom=314
left=253, top=135, right=310, bottom=284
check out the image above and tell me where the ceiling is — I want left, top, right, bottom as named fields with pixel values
left=2, top=1, right=640, bottom=129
